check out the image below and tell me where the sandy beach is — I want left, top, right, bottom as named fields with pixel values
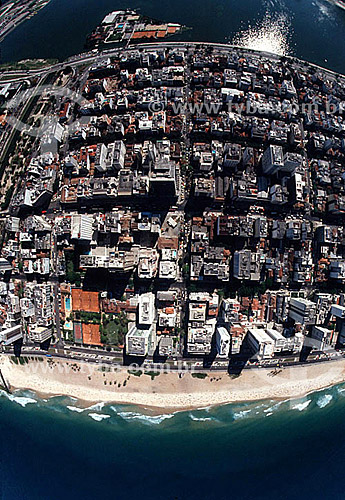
left=1, top=354, right=345, bottom=411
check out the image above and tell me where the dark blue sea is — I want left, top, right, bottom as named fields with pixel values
left=2, top=0, right=345, bottom=73
left=1, top=385, right=345, bottom=499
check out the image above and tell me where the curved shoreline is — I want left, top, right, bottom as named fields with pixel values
left=131, top=41, right=345, bottom=79
left=1, top=355, right=345, bottom=412
left=3, top=40, right=345, bottom=84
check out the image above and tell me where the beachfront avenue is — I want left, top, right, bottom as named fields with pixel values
left=2, top=41, right=345, bottom=402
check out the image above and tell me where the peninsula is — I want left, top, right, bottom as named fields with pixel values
left=85, top=9, right=185, bottom=49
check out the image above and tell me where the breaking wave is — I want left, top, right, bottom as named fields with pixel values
left=291, top=400, right=312, bottom=412
left=0, top=389, right=37, bottom=408
left=7, top=394, right=37, bottom=407
left=114, top=409, right=176, bottom=425
left=88, top=413, right=111, bottom=422
left=189, top=413, right=215, bottom=422
left=233, top=409, right=252, bottom=420
left=67, top=405, right=85, bottom=413
left=316, top=394, right=333, bottom=408
left=86, top=402, right=105, bottom=411
left=2, top=383, right=345, bottom=425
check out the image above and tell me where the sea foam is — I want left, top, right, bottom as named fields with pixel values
left=189, top=413, right=214, bottom=422
left=115, top=410, right=175, bottom=425
left=263, top=400, right=286, bottom=414
left=232, top=409, right=252, bottom=420
left=88, top=413, right=111, bottom=422
left=0, top=389, right=37, bottom=408
left=67, top=405, right=85, bottom=413
left=86, top=402, right=105, bottom=411
left=291, top=400, right=311, bottom=412
left=8, top=394, right=37, bottom=408
left=316, top=394, right=333, bottom=409
left=67, top=402, right=107, bottom=414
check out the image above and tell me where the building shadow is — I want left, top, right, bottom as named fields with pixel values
left=13, top=338, right=23, bottom=357
left=228, top=339, right=253, bottom=376
left=152, top=345, right=168, bottom=364
left=40, top=337, right=51, bottom=351
left=300, top=345, right=312, bottom=363
left=203, top=336, right=218, bottom=368
left=122, top=352, right=146, bottom=367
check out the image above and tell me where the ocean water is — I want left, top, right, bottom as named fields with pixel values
left=2, top=385, right=345, bottom=499
left=2, top=0, right=345, bottom=73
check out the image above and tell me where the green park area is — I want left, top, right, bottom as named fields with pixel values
left=100, top=313, right=128, bottom=346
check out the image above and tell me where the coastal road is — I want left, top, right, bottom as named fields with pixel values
left=4, top=344, right=345, bottom=373
left=2, top=39, right=345, bottom=85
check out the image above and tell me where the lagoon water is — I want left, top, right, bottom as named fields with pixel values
left=1, top=0, right=345, bottom=73
left=2, top=0, right=345, bottom=497
left=2, top=385, right=345, bottom=499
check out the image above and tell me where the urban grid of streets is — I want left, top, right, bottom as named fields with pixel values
left=1, top=40, right=345, bottom=375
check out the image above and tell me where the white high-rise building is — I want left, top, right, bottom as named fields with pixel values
left=94, top=144, right=107, bottom=172
left=95, top=142, right=126, bottom=173
left=138, top=293, right=155, bottom=326
left=71, top=215, right=93, bottom=242
left=0, top=325, right=23, bottom=345
left=246, top=328, right=275, bottom=359
left=126, top=325, right=153, bottom=357
left=216, top=326, right=231, bottom=358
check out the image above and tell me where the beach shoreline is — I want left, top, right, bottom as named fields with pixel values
left=1, top=355, right=345, bottom=412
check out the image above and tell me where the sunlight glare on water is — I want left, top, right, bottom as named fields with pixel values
left=232, top=12, right=292, bottom=56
